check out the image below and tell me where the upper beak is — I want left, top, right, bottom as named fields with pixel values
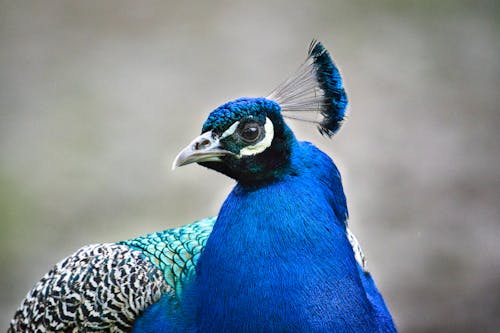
left=172, top=131, right=234, bottom=169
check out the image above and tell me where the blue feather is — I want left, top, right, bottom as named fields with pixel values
left=202, top=97, right=280, bottom=135
left=186, top=141, right=391, bottom=332
left=308, top=40, right=348, bottom=136
left=268, top=40, right=348, bottom=137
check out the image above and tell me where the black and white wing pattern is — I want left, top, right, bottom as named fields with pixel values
left=8, top=217, right=216, bottom=333
left=8, top=243, right=170, bottom=333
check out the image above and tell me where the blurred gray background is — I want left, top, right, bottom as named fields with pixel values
left=1, top=1, right=498, bottom=332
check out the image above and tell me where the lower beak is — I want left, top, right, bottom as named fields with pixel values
left=172, top=131, right=234, bottom=169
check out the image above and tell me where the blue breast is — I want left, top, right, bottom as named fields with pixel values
left=189, top=142, right=386, bottom=332
left=132, top=141, right=395, bottom=332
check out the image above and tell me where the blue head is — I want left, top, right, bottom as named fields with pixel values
left=173, top=40, right=347, bottom=186
left=191, top=97, right=295, bottom=184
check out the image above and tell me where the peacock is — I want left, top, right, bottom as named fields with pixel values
left=9, top=40, right=397, bottom=332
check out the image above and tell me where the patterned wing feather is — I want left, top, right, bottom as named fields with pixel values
left=8, top=217, right=216, bottom=333
left=119, top=217, right=215, bottom=297
left=9, top=243, right=169, bottom=333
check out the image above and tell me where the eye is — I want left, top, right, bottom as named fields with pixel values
left=238, top=122, right=262, bottom=143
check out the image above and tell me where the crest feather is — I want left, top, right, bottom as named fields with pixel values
left=267, top=40, right=348, bottom=137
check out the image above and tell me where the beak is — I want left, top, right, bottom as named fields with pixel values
left=172, top=131, right=234, bottom=169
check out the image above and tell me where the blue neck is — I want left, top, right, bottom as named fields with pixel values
left=191, top=142, right=379, bottom=332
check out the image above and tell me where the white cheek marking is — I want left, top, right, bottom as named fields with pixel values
left=239, top=117, right=274, bottom=157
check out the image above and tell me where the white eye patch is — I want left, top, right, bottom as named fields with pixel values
left=220, top=120, right=240, bottom=140
left=239, top=117, right=274, bottom=157
left=219, top=117, right=274, bottom=157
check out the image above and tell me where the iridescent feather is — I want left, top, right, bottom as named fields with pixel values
left=268, top=40, right=348, bottom=137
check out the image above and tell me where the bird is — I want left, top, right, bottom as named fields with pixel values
left=8, top=40, right=397, bottom=332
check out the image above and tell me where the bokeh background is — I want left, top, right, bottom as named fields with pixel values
left=1, top=1, right=498, bottom=331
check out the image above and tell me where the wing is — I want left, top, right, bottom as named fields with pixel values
left=8, top=243, right=169, bottom=333
left=119, top=217, right=215, bottom=297
left=8, top=217, right=216, bottom=333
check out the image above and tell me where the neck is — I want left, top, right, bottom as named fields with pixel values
left=190, top=143, right=377, bottom=331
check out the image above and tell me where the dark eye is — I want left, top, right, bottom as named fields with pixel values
left=239, top=122, right=262, bottom=143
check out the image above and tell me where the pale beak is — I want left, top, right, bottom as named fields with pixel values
left=172, top=131, right=234, bottom=169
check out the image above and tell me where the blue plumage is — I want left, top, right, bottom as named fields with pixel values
left=9, top=40, right=396, bottom=332
left=308, top=40, right=348, bottom=136
left=194, top=143, right=369, bottom=332
left=202, top=97, right=280, bottom=134
left=268, top=39, right=348, bottom=137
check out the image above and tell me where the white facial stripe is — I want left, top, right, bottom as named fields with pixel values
left=220, top=121, right=240, bottom=140
left=239, top=117, right=274, bottom=157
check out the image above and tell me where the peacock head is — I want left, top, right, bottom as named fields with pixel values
left=174, top=97, right=294, bottom=184
left=173, top=40, right=348, bottom=185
